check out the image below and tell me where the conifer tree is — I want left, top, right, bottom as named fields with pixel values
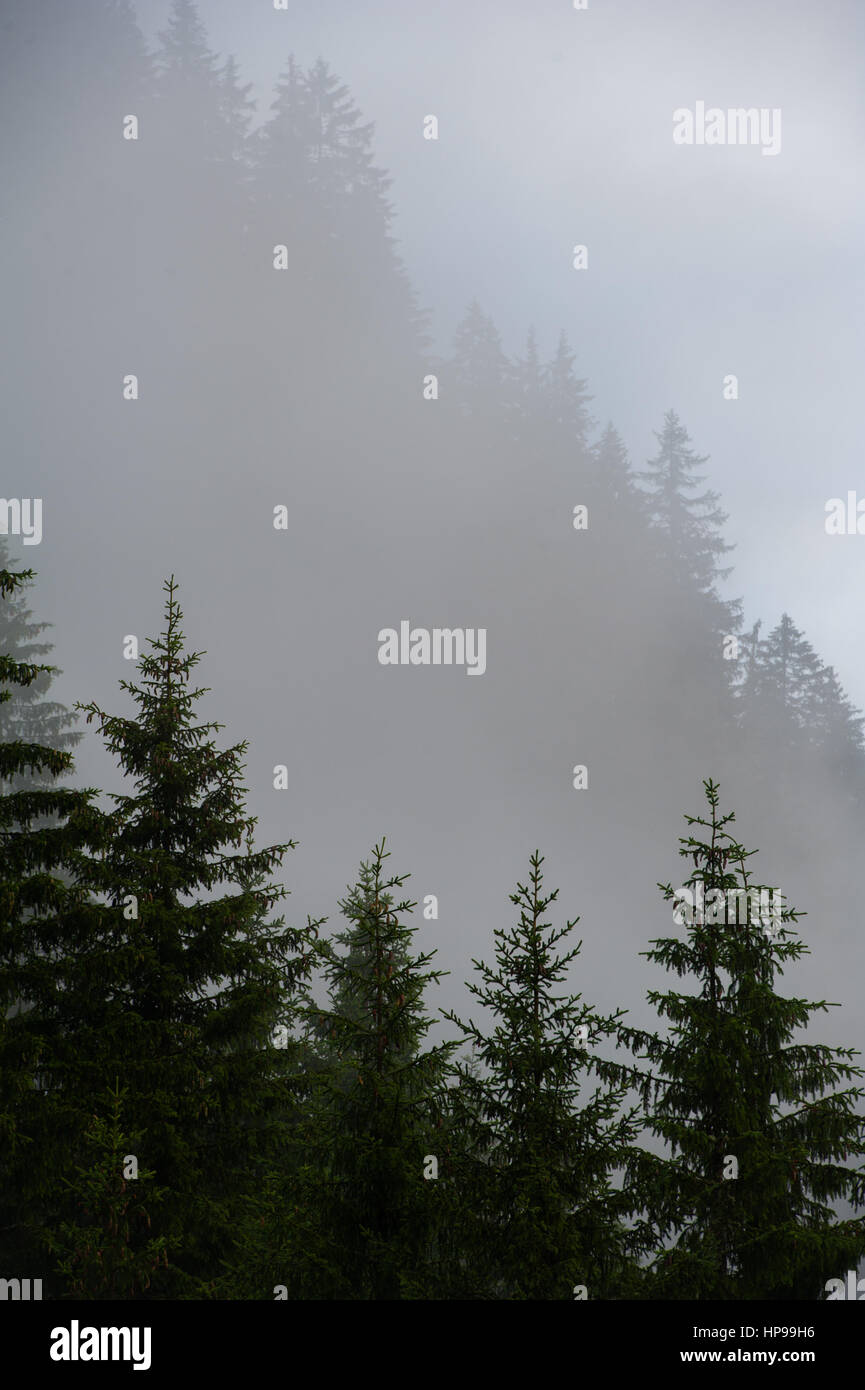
left=42, top=1081, right=169, bottom=1300
left=813, top=664, right=865, bottom=805
left=248, top=51, right=424, bottom=404
left=154, top=0, right=226, bottom=155
left=301, top=58, right=386, bottom=218
left=638, top=409, right=734, bottom=599
left=0, top=563, right=101, bottom=1286
left=544, top=329, right=593, bottom=452
left=737, top=619, right=763, bottom=706
left=217, top=54, right=256, bottom=168
left=43, top=576, right=316, bottom=1297
left=0, top=539, right=81, bottom=791
left=735, top=614, right=852, bottom=837
left=621, top=780, right=865, bottom=1299
left=741, top=613, right=828, bottom=749
left=591, top=422, right=642, bottom=514
left=150, top=0, right=253, bottom=322
left=511, top=328, right=546, bottom=447
left=304, top=841, right=456, bottom=1299
left=637, top=410, right=741, bottom=738
left=443, top=852, right=643, bottom=1300
left=450, top=300, right=513, bottom=422
left=511, top=328, right=593, bottom=490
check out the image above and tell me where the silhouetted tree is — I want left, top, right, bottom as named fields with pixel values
left=0, top=562, right=101, bottom=1290
left=0, top=540, right=81, bottom=793
left=304, top=841, right=456, bottom=1298
left=51, top=576, right=317, bottom=1297
left=621, top=780, right=865, bottom=1299
left=444, top=852, right=643, bottom=1299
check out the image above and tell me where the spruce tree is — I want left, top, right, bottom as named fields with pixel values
left=813, top=664, right=865, bottom=805
left=637, top=410, right=741, bottom=742
left=150, top=0, right=253, bottom=326
left=248, top=51, right=424, bottom=410
left=591, top=422, right=642, bottom=515
left=511, top=327, right=546, bottom=447
left=736, top=613, right=844, bottom=836
left=44, top=576, right=316, bottom=1297
left=544, top=329, right=593, bottom=452
left=0, top=539, right=81, bottom=793
left=41, top=1081, right=169, bottom=1300
left=0, top=563, right=101, bottom=1287
left=304, top=841, right=456, bottom=1299
left=449, top=300, right=513, bottom=422
left=519, top=328, right=593, bottom=499
left=154, top=0, right=228, bottom=159
left=638, top=409, right=734, bottom=600
left=217, top=54, right=256, bottom=169
left=740, top=613, right=824, bottom=750
left=621, top=779, right=865, bottom=1299
left=443, top=852, right=643, bottom=1300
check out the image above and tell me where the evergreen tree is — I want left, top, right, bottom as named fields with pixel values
left=443, top=852, right=643, bottom=1299
left=154, top=0, right=226, bottom=156
left=511, top=327, right=546, bottom=449
left=591, top=422, right=642, bottom=514
left=150, top=0, right=254, bottom=325
left=741, top=613, right=828, bottom=750
left=42, top=1081, right=169, bottom=1300
left=621, top=780, right=865, bottom=1299
left=764, top=613, right=821, bottom=729
left=39, top=576, right=317, bottom=1297
left=0, top=563, right=101, bottom=1287
left=252, top=54, right=317, bottom=217
left=304, top=841, right=456, bottom=1299
left=449, top=300, right=513, bottom=422
left=638, top=409, right=734, bottom=600
left=0, top=539, right=81, bottom=793
left=813, top=664, right=865, bottom=803
left=247, top=51, right=425, bottom=415
left=511, top=327, right=593, bottom=499
left=217, top=54, right=256, bottom=168
left=302, top=58, right=387, bottom=220
left=734, top=613, right=856, bottom=843
left=636, top=410, right=741, bottom=741
left=736, top=619, right=763, bottom=708
left=153, top=0, right=255, bottom=206
left=544, top=329, right=593, bottom=454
